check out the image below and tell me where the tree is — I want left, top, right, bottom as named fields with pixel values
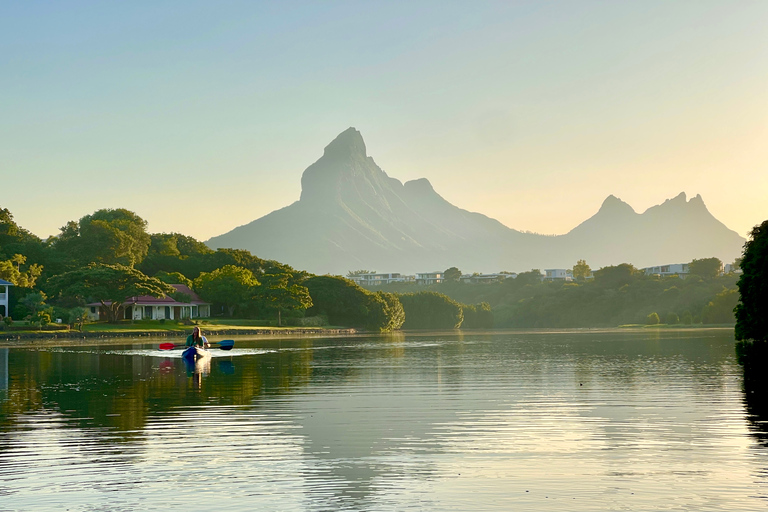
left=665, top=312, right=680, bottom=325
left=572, top=259, right=591, bottom=281
left=736, top=220, right=768, bottom=343
left=366, top=291, right=405, bottom=332
left=444, top=267, right=462, bottom=282
left=68, top=307, right=89, bottom=332
left=689, top=257, right=722, bottom=279
left=702, top=288, right=738, bottom=324
left=51, top=209, right=151, bottom=268
left=399, top=291, right=464, bottom=329
left=0, top=258, right=42, bottom=287
left=155, top=270, right=193, bottom=288
left=48, top=263, right=175, bottom=323
left=194, top=265, right=260, bottom=317
left=255, top=273, right=312, bottom=326
left=305, top=276, right=402, bottom=331
left=646, top=312, right=660, bottom=325
left=594, top=264, right=639, bottom=288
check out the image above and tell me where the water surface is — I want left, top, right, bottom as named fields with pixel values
left=1, top=329, right=766, bottom=511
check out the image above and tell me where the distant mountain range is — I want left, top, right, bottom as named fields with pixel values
left=207, top=128, right=745, bottom=275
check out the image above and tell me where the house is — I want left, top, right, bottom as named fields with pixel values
left=349, top=272, right=415, bottom=286
left=543, top=269, right=573, bottom=281
left=0, top=279, right=12, bottom=318
left=642, top=264, right=689, bottom=278
left=87, top=284, right=211, bottom=321
left=459, top=273, right=516, bottom=284
left=415, top=272, right=445, bottom=285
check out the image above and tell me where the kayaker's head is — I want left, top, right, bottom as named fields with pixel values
left=192, top=326, right=201, bottom=341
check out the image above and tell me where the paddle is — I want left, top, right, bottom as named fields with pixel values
left=159, top=339, right=235, bottom=351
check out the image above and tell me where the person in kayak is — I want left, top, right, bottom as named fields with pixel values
left=185, top=326, right=209, bottom=348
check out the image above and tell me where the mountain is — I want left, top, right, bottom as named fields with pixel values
left=207, top=128, right=745, bottom=274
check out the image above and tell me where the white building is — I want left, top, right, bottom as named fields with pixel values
left=642, top=263, right=689, bottom=278
left=0, top=279, right=12, bottom=318
left=460, top=273, right=517, bottom=284
left=543, top=269, right=573, bottom=281
left=349, top=273, right=414, bottom=286
left=416, top=272, right=445, bottom=285
left=87, top=284, right=211, bottom=321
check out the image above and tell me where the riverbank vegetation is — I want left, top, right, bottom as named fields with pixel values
left=0, top=206, right=745, bottom=334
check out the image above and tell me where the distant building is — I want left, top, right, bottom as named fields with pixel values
left=86, top=284, right=211, bottom=321
left=543, top=269, right=573, bottom=281
left=724, top=264, right=743, bottom=274
left=415, top=272, right=445, bottom=285
left=0, top=278, right=12, bottom=318
left=642, top=263, right=689, bottom=278
left=350, top=273, right=414, bottom=286
left=459, top=273, right=516, bottom=284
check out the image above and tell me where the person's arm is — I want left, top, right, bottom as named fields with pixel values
left=201, top=335, right=209, bottom=348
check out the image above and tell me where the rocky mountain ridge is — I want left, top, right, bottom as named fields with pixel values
left=207, top=128, right=745, bottom=274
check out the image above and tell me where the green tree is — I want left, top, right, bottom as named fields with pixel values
left=305, top=276, right=402, bottom=331
left=0, top=258, right=42, bottom=287
left=444, top=267, right=462, bottom=282
left=255, top=273, right=312, bottom=326
left=736, top=220, right=768, bottom=345
left=68, top=307, right=89, bottom=332
left=366, top=291, right=405, bottom=332
left=194, top=265, right=260, bottom=317
left=665, top=312, right=680, bottom=325
left=689, top=257, right=723, bottom=279
left=154, top=270, right=193, bottom=288
left=572, top=259, right=592, bottom=281
left=347, top=270, right=375, bottom=277
left=51, top=209, right=151, bottom=268
left=48, top=263, right=175, bottom=323
left=702, top=288, right=738, bottom=324
left=399, top=291, right=464, bottom=329
left=594, top=264, right=640, bottom=288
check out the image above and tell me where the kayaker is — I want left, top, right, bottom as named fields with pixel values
left=185, top=326, right=209, bottom=348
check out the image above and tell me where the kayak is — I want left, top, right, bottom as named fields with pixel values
left=181, top=346, right=211, bottom=361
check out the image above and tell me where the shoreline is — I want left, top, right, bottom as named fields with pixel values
left=0, top=327, right=359, bottom=346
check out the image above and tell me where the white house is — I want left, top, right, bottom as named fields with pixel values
left=642, top=264, right=689, bottom=278
left=543, top=269, right=573, bottom=281
left=0, top=279, right=12, bottom=318
left=87, top=284, right=211, bottom=321
left=415, top=272, right=445, bottom=285
left=459, top=273, right=516, bottom=284
left=350, top=273, right=415, bottom=286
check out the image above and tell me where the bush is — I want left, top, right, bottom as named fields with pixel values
left=680, top=311, right=693, bottom=325
left=665, top=312, right=680, bottom=325
left=646, top=312, right=660, bottom=325
left=399, top=291, right=464, bottom=329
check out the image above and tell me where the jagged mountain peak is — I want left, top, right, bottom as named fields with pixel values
left=597, top=195, right=636, bottom=215
left=322, top=127, right=367, bottom=159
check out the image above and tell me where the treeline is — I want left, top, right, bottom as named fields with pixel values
left=0, top=207, right=491, bottom=331
left=371, top=262, right=740, bottom=328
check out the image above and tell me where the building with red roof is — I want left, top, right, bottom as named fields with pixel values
left=86, top=284, right=211, bottom=321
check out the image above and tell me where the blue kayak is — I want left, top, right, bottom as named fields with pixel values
left=181, top=346, right=211, bottom=361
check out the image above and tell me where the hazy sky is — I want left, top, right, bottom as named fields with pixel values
left=2, top=1, right=767, bottom=241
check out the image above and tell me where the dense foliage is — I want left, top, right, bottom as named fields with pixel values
left=373, top=262, right=739, bottom=328
left=399, top=292, right=464, bottom=329
left=304, top=276, right=404, bottom=332
left=736, top=220, right=768, bottom=343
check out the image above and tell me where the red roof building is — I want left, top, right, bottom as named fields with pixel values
left=87, top=284, right=211, bottom=321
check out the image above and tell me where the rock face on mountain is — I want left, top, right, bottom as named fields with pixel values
left=207, top=128, right=745, bottom=274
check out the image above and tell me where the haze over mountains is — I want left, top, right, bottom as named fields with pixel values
left=207, top=128, right=745, bottom=275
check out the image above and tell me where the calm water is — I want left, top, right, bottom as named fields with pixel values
left=1, top=329, right=766, bottom=511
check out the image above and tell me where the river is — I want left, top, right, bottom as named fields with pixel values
left=1, top=329, right=766, bottom=511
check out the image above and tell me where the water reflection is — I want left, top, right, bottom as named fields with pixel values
left=0, top=330, right=765, bottom=511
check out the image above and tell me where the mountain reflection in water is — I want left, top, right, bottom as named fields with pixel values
left=0, top=330, right=766, bottom=511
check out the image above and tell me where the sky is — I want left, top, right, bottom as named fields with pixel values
left=2, top=0, right=767, bottom=241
